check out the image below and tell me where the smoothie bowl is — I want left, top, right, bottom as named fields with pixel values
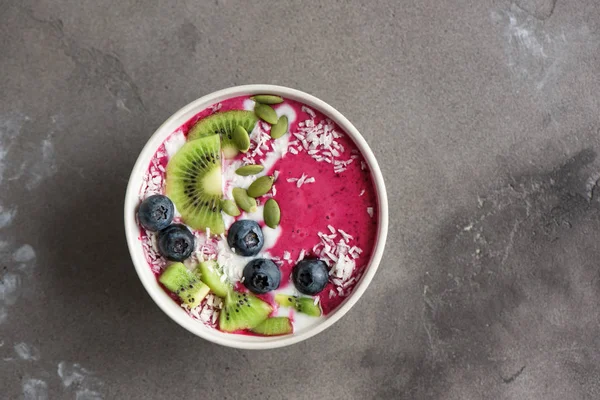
left=124, top=85, right=388, bottom=349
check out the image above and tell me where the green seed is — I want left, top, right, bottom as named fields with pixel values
left=270, top=115, right=288, bottom=139
left=220, top=199, right=240, bottom=217
left=254, top=103, right=278, bottom=125
left=251, top=95, right=284, bottom=105
left=232, top=125, right=251, bottom=153
left=235, top=164, right=264, bottom=176
left=247, top=176, right=274, bottom=198
left=264, top=198, right=280, bottom=228
left=232, top=188, right=257, bottom=213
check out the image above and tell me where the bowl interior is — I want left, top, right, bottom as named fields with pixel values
left=124, top=85, right=388, bottom=349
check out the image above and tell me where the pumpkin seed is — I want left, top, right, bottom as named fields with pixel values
left=232, top=188, right=257, bottom=213
left=232, top=125, right=250, bottom=153
left=263, top=199, right=280, bottom=228
left=247, top=176, right=274, bottom=198
left=220, top=199, right=241, bottom=217
left=235, top=164, right=264, bottom=176
left=251, top=95, right=283, bottom=105
left=254, top=104, right=278, bottom=125
left=270, top=115, right=288, bottom=139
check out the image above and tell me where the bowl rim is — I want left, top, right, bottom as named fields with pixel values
left=124, top=84, right=388, bottom=349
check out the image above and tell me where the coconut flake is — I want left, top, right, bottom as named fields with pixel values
left=296, top=249, right=306, bottom=263
left=302, top=106, right=316, bottom=118
left=343, top=277, right=356, bottom=288
left=325, top=251, right=338, bottom=262
left=367, top=207, right=374, bottom=218
left=296, top=174, right=307, bottom=188
left=338, top=229, right=353, bottom=242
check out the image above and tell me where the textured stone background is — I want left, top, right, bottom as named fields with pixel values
left=1, top=0, right=600, bottom=399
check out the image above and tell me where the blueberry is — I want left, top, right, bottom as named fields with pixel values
left=292, top=259, right=329, bottom=295
left=242, top=258, right=281, bottom=294
left=158, top=224, right=195, bottom=261
left=227, top=220, right=264, bottom=256
left=137, top=195, right=174, bottom=232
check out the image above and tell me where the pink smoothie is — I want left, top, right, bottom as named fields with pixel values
left=138, top=95, right=378, bottom=332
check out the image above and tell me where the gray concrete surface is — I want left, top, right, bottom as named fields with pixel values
left=1, top=0, right=599, bottom=398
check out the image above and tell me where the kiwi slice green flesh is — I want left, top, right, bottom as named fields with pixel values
left=159, top=263, right=210, bottom=308
left=188, top=110, right=258, bottom=159
left=275, top=294, right=321, bottom=317
left=165, top=134, right=225, bottom=235
left=219, top=290, right=272, bottom=332
left=196, top=260, right=231, bottom=298
left=251, top=317, right=293, bottom=336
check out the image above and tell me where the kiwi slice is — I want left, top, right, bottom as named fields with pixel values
left=195, top=260, right=230, bottom=298
left=188, top=110, right=258, bottom=159
left=165, top=134, right=225, bottom=235
left=275, top=294, right=321, bottom=317
left=219, top=290, right=272, bottom=332
left=251, top=317, right=293, bottom=336
left=159, top=263, right=210, bottom=308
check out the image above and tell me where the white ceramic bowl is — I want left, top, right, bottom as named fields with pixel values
left=124, top=85, right=388, bottom=349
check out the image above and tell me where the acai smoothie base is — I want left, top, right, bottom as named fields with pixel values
left=135, top=94, right=378, bottom=336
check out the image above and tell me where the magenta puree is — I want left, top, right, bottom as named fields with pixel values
left=139, top=95, right=378, bottom=321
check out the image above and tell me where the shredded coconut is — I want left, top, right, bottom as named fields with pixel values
left=302, top=106, right=316, bottom=118
left=140, top=150, right=167, bottom=199
left=140, top=232, right=166, bottom=273
left=296, top=174, right=307, bottom=188
left=314, top=224, right=363, bottom=293
left=185, top=294, right=220, bottom=327
left=285, top=110, right=361, bottom=174
left=296, top=249, right=306, bottom=263
left=338, top=229, right=353, bottom=242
